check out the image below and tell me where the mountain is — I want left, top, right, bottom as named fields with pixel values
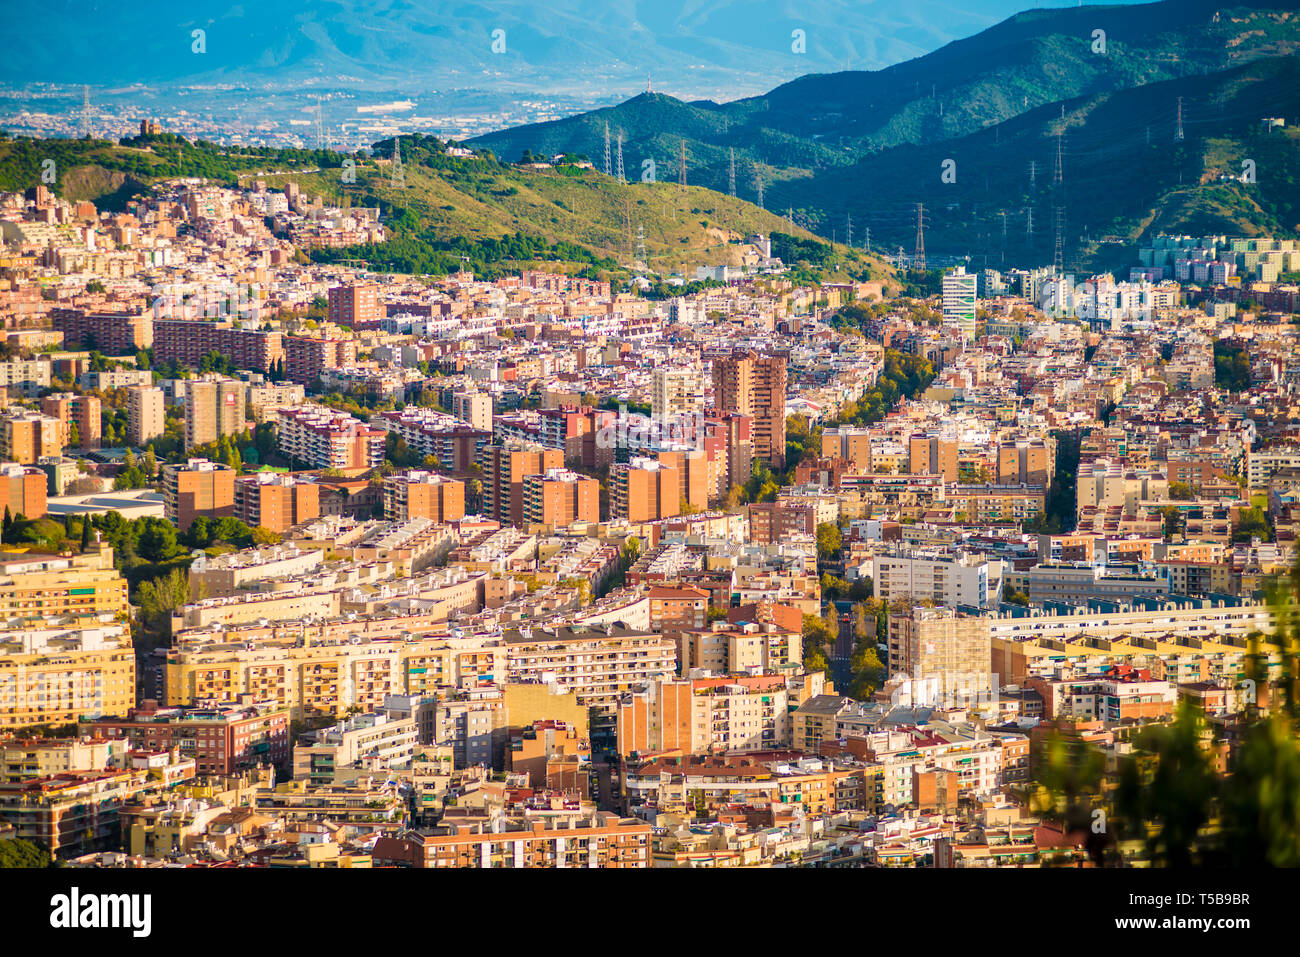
left=0, top=0, right=1129, bottom=99
left=768, top=56, right=1300, bottom=269
left=469, top=1, right=1300, bottom=188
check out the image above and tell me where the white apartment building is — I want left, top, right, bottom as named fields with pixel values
left=651, top=367, right=703, bottom=422
left=873, top=549, right=1003, bottom=609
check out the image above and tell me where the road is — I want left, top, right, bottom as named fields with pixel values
left=831, top=600, right=855, bottom=691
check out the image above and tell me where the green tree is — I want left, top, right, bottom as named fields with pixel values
left=815, top=522, right=843, bottom=562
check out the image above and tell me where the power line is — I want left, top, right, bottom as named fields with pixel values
left=913, top=203, right=926, bottom=272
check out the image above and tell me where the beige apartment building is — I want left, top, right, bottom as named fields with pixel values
left=0, top=621, right=135, bottom=728
left=127, top=386, right=166, bottom=446
left=184, top=376, right=246, bottom=450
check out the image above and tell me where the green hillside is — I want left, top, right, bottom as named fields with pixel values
left=261, top=136, right=891, bottom=281
left=767, top=56, right=1300, bottom=271
left=0, top=132, right=892, bottom=284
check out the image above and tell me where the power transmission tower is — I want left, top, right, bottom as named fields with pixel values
left=615, top=133, right=625, bottom=184
left=1054, top=206, right=1065, bottom=273
left=846, top=213, right=853, bottom=249
left=1029, top=160, right=1037, bottom=193
left=389, top=139, right=405, bottom=189
left=755, top=174, right=764, bottom=209
left=1175, top=96, right=1184, bottom=142
left=1026, top=207, right=1034, bottom=242
left=679, top=140, right=687, bottom=189
left=1054, top=131, right=1063, bottom=185
left=315, top=97, right=325, bottom=150
left=728, top=148, right=736, bottom=197
left=636, top=223, right=647, bottom=266
left=865, top=227, right=870, bottom=254
left=603, top=122, right=611, bottom=177
left=913, top=203, right=926, bottom=272
left=81, top=85, right=91, bottom=138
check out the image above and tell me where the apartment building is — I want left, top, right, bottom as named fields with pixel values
left=1024, top=562, right=1170, bottom=604
left=153, top=320, right=284, bottom=373
left=234, top=472, right=321, bottom=533
left=611, top=455, right=680, bottom=522
left=80, top=699, right=290, bottom=775
left=821, top=427, right=873, bottom=470
left=374, top=408, right=493, bottom=473
left=656, top=448, right=709, bottom=512
left=481, top=441, right=564, bottom=526
left=908, top=434, right=958, bottom=483
left=712, top=351, right=786, bottom=469
left=383, top=471, right=466, bottom=523
left=678, top=620, right=803, bottom=675
left=292, top=711, right=417, bottom=784
left=327, top=283, right=380, bottom=329
left=942, top=265, right=977, bottom=341
left=276, top=405, right=385, bottom=470
left=127, top=386, right=165, bottom=446
left=184, top=376, right=246, bottom=451
left=1247, top=447, right=1300, bottom=490
left=51, top=308, right=152, bottom=354
left=0, top=398, right=55, bottom=455
left=1026, top=669, right=1176, bottom=723
left=501, top=623, right=676, bottom=732
left=376, top=813, right=650, bottom=868
left=0, top=621, right=135, bottom=729
left=873, top=549, right=1002, bottom=609
left=451, top=391, right=493, bottom=431
left=41, top=392, right=101, bottom=449
left=0, top=546, right=128, bottom=619
left=163, top=457, right=236, bottom=530
left=522, top=468, right=599, bottom=527
left=0, top=358, right=51, bottom=396
left=652, top=367, right=703, bottom=422
left=0, top=462, right=47, bottom=519
left=284, top=335, right=357, bottom=385
left=997, top=439, right=1053, bottom=486
left=616, top=674, right=792, bottom=757
left=0, top=737, right=126, bottom=785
